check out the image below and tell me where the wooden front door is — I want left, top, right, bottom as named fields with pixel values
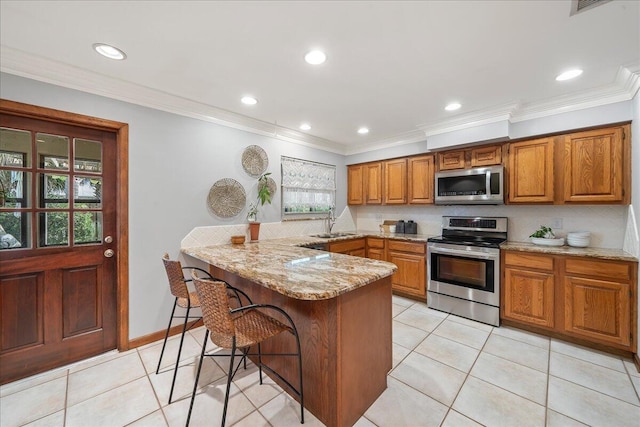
left=0, top=102, right=127, bottom=384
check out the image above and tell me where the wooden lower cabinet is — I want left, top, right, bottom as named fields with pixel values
left=501, top=250, right=637, bottom=353
left=366, top=237, right=386, bottom=261
left=503, top=266, right=555, bottom=328
left=387, top=240, right=426, bottom=299
left=328, top=238, right=366, bottom=257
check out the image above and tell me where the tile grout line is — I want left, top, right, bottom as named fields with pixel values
left=134, top=348, right=167, bottom=426
left=441, top=324, right=492, bottom=426
left=544, top=334, right=551, bottom=427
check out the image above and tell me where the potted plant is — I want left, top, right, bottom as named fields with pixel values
left=247, top=172, right=273, bottom=241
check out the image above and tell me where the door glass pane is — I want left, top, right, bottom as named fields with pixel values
left=0, top=170, right=30, bottom=208
left=38, top=212, right=69, bottom=247
left=37, top=133, right=69, bottom=170
left=39, top=173, right=69, bottom=208
left=1, top=128, right=32, bottom=167
left=73, top=176, right=102, bottom=208
left=74, top=139, right=102, bottom=173
left=74, top=212, right=102, bottom=245
left=0, top=211, right=31, bottom=249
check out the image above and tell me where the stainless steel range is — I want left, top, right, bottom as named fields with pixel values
left=427, top=216, right=507, bottom=326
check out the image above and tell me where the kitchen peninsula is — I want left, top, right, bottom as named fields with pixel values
left=183, top=241, right=397, bottom=427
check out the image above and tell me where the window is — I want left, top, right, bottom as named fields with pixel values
left=281, top=156, right=335, bottom=220
left=0, top=127, right=103, bottom=250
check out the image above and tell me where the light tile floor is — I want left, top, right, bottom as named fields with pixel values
left=2, top=295, right=640, bottom=427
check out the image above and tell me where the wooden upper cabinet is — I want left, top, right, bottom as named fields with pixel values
left=408, top=155, right=434, bottom=204
left=508, top=137, right=554, bottom=203
left=438, top=150, right=466, bottom=170
left=562, top=125, right=629, bottom=204
left=365, top=162, right=384, bottom=205
left=347, top=164, right=364, bottom=205
left=471, top=145, right=502, bottom=167
left=438, top=144, right=502, bottom=171
left=384, top=158, right=407, bottom=204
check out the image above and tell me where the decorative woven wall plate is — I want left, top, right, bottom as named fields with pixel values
left=266, top=176, right=277, bottom=197
left=242, top=145, right=268, bottom=177
left=207, top=178, right=246, bottom=218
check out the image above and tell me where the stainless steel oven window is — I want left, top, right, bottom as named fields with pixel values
left=430, top=252, right=495, bottom=292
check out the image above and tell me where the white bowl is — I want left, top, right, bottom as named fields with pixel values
left=531, top=237, right=565, bottom=246
left=568, top=231, right=591, bottom=238
left=567, top=237, right=590, bottom=247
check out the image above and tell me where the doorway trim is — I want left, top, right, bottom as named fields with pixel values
left=0, top=99, right=130, bottom=351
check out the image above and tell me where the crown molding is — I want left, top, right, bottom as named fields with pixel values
left=1, top=46, right=637, bottom=157
left=0, top=46, right=345, bottom=154
left=344, top=129, right=427, bottom=156
left=416, top=102, right=519, bottom=137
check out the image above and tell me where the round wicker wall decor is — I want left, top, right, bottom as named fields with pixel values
left=242, top=145, right=268, bottom=177
left=207, top=178, right=246, bottom=218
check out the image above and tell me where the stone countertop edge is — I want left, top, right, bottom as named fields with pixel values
left=182, top=242, right=398, bottom=301
left=500, top=241, right=638, bottom=262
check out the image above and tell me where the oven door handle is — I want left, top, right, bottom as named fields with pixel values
left=429, top=247, right=496, bottom=260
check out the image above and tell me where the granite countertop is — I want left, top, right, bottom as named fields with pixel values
left=266, top=231, right=434, bottom=248
left=501, top=241, right=638, bottom=262
left=183, top=242, right=398, bottom=301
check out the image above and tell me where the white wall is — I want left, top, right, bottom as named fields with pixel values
left=1, top=71, right=637, bottom=342
left=0, top=72, right=347, bottom=339
left=357, top=205, right=627, bottom=248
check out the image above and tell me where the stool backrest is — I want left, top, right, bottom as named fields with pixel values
left=192, top=274, right=236, bottom=348
left=162, top=253, right=190, bottom=300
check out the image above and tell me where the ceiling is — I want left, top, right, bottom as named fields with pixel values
left=1, top=1, right=639, bottom=155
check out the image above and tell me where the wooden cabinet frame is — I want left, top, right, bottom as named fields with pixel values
left=501, top=250, right=637, bottom=355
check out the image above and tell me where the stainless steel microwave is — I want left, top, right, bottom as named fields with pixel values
left=435, top=165, right=504, bottom=205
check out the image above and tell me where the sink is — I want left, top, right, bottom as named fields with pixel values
left=312, top=232, right=355, bottom=238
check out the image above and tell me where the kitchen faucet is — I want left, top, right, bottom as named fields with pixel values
left=326, top=205, right=336, bottom=234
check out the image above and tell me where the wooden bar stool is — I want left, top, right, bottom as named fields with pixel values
left=186, top=273, right=304, bottom=427
left=157, top=254, right=227, bottom=404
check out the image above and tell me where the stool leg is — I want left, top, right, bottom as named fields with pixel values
left=221, top=338, right=237, bottom=427
left=168, top=304, right=191, bottom=404
left=294, top=329, right=304, bottom=424
left=156, top=298, right=178, bottom=374
left=186, top=330, right=208, bottom=427
left=257, top=343, right=263, bottom=385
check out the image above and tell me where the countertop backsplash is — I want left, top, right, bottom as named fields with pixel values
left=182, top=204, right=630, bottom=251
left=356, top=204, right=629, bottom=249
left=181, top=206, right=357, bottom=248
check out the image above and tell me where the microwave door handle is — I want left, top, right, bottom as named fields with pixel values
left=486, top=170, right=491, bottom=195
left=430, top=247, right=495, bottom=260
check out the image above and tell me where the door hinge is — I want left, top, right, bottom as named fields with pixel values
left=622, top=128, right=626, bottom=141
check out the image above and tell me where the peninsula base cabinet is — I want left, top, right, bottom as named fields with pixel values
left=501, top=250, right=637, bottom=354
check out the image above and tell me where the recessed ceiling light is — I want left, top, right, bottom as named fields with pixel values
left=92, top=43, right=126, bottom=60
left=241, top=96, right=258, bottom=105
left=304, top=50, right=327, bottom=65
left=445, top=102, right=461, bottom=111
left=299, top=123, right=311, bottom=131
left=357, top=127, right=369, bottom=135
left=556, top=69, right=583, bottom=81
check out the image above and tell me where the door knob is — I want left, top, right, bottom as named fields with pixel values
left=104, top=249, right=115, bottom=258
left=104, top=236, right=113, bottom=243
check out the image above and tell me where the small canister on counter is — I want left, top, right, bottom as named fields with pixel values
left=395, top=220, right=405, bottom=233
left=405, top=220, right=417, bottom=234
